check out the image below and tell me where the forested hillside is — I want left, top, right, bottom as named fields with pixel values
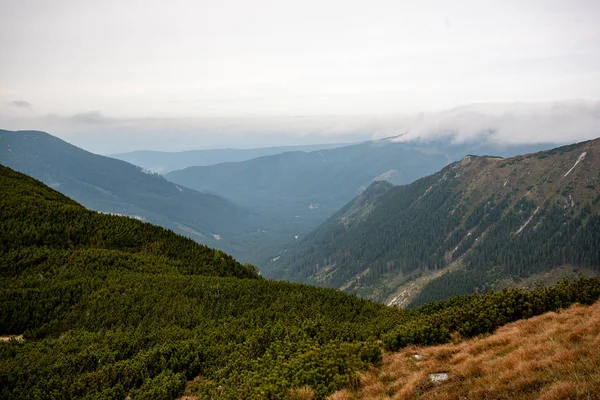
left=0, top=129, right=555, bottom=267
left=166, top=137, right=554, bottom=266
left=0, top=165, right=257, bottom=279
left=2, top=165, right=599, bottom=399
left=166, top=138, right=554, bottom=231
left=0, top=129, right=259, bottom=250
left=271, top=139, right=600, bottom=306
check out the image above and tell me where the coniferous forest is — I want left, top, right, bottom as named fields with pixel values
left=270, top=140, right=600, bottom=305
left=1, top=164, right=600, bottom=399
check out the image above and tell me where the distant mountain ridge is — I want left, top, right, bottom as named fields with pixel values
left=0, top=128, right=563, bottom=268
left=166, top=138, right=557, bottom=265
left=269, top=138, right=600, bottom=306
left=0, top=129, right=258, bottom=248
left=110, top=143, right=349, bottom=173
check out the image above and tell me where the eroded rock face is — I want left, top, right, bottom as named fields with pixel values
left=429, top=372, right=449, bottom=384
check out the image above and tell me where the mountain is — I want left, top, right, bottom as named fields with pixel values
left=166, top=137, right=556, bottom=264
left=0, top=129, right=258, bottom=248
left=331, top=300, right=600, bottom=400
left=0, top=164, right=257, bottom=280
left=270, top=139, right=600, bottom=306
left=110, top=143, right=349, bottom=174
left=0, top=164, right=390, bottom=398
left=1, top=165, right=598, bottom=399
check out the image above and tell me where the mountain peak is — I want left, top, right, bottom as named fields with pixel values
left=454, top=154, right=504, bottom=168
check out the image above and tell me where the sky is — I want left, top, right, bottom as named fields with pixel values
left=1, top=0, right=599, bottom=153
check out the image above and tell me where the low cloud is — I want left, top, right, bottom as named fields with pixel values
left=12, top=100, right=32, bottom=108
left=0, top=100, right=598, bottom=153
left=389, top=100, right=600, bottom=145
left=70, top=111, right=110, bottom=124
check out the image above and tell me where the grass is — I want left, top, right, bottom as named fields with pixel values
left=289, top=386, right=317, bottom=400
left=330, top=301, right=600, bottom=400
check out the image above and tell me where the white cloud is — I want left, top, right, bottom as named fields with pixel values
left=1, top=100, right=598, bottom=153
left=390, top=100, right=600, bottom=145
left=1, top=1, right=599, bottom=152
left=0, top=0, right=599, bottom=117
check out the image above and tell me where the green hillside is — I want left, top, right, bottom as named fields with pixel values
left=0, top=129, right=258, bottom=248
left=271, top=139, right=600, bottom=306
left=0, top=129, right=555, bottom=267
left=0, top=165, right=400, bottom=399
left=2, top=165, right=599, bottom=399
left=0, top=164, right=257, bottom=280
left=166, top=138, right=553, bottom=266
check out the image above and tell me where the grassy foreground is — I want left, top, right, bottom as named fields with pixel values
left=330, top=301, right=600, bottom=400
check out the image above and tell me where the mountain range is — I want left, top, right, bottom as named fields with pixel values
left=0, top=129, right=259, bottom=249
left=2, top=163, right=598, bottom=399
left=269, top=138, right=600, bottom=307
left=2, top=129, right=558, bottom=267
left=166, top=138, right=556, bottom=264
left=109, top=143, right=349, bottom=173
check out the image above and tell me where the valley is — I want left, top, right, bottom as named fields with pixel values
left=2, top=129, right=556, bottom=268
left=271, top=139, right=600, bottom=305
left=2, top=129, right=599, bottom=303
left=1, top=133, right=599, bottom=399
left=3, top=2, right=599, bottom=398
left=0, top=129, right=261, bottom=251
left=3, top=128, right=599, bottom=300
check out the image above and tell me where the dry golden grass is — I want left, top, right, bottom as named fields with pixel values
left=289, top=386, right=316, bottom=400
left=330, top=301, right=600, bottom=400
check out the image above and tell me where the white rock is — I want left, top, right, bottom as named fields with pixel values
left=412, top=354, right=423, bottom=360
left=429, top=373, right=449, bottom=384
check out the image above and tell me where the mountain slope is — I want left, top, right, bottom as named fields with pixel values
left=166, top=138, right=555, bottom=263
left=272, top=139, right=600, bottom=305
left=110, top=143, right=349, bottom=173
left=331, top=300, right=600, bottom=400
left=0, top=164, right=399, bottom=398
left=0, top=129, right=257, bottom=247
left=0, top=164, right=258, bottom=280
left=3, top=165, right=598, bottom=399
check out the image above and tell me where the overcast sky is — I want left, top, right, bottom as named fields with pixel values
left=1, top=0, right=599, bottom=152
